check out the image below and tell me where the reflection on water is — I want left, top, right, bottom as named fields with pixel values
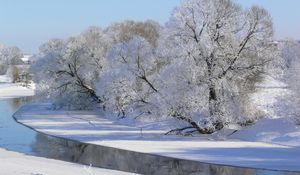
left=32, top=133, right=300, bottom=175
left=9, top=96, right=33, bottom=109
left=0, top=97, right=36, bottom=153
left=1, top=98, right=300, bottom=175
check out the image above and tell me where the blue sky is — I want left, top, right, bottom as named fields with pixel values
left=0, top=0, right=299, bottom=53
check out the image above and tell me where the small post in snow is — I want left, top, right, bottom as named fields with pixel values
left=140, top=127, right=143, bottom=137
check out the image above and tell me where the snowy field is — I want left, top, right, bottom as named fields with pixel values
left=0, top=75, right=34, bottom=99
left=0, top=83, right=34, bottom=98
left=0, top=148, right=133, bottom=175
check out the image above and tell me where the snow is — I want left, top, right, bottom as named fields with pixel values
left=0, top=83, right=34, bottom=99
left=230, top=118, right=300, bottom=147
left=7, top=65, right=300, bottom=172
left=14, top=103, right=300, bottom=172
left=0, top=75, right=34, bottom=98
left=228, top=75, right=300, bottom=147
left=251, top=75, right=288, bottom=117
left=20, top=54, right=32, bottom=62
left=0, top=74, right=11, bottom=83
left=0, top=148, right=133, bottom=175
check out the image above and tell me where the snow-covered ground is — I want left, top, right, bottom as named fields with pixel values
left=0, top=83, right=34, bottom=98
left=0, top=75, right=34, bottom=98
left=14, top=103, right=300, bottom=172
left=251, top=75, right=288, bottom=117
left=230, top=118, right=300, bottom=147
left=0, top=148, right=133, bottom=175
left=10, top=73, right=300, bottom=172
left=0, top=74, right=11, bottom=83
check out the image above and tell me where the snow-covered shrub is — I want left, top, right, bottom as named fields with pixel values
left=97, top=37, right=160, bottom=118
left=0, top=64, right=8, bottom=75
left=10, top=66, right=20, bottom=83
left=0, top=44, right=24, bottom=75
left=0, top=46, right=24, bottom=65
left=278, top=41, right=300, bottom=124
left=32, top=27, right=111, bottom=109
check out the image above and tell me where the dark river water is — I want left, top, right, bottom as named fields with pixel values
left=0, top=97, right=300, bottom=175
left=0, top=97, right=36, bottom=154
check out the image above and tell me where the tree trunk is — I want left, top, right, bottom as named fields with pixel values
left=208, top=85, right=217, bottom=117
left=208, top=84, right=224, bottom=131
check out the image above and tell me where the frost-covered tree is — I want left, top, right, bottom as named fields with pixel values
left=155, top=0, right=276, bottom=134
left=0, top=45, right=24, bottom=75
left=97, top=37, right=160, bottom=117
left=106, top=20, right=161, bottom=47
left=30, top=0, right=278, bottom=135
left=279, top=41, right=300, bottom=124
left=32, top=27, right=111, bottom=109
left=0, top=46, right=24, bottom=65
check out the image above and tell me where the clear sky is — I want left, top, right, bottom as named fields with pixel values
left=0, top=0, right=299, bottom=53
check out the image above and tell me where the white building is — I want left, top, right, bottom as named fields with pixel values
left=20, top=54, right=32, bottom=64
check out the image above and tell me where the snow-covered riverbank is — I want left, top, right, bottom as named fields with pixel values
left=0, top=75, right=34, bottom=99
left=0, top=83, right=34, bottom=99
left=14, top=103, right=300, bottom=172
left=0, top=148, right=133, bottom=175
left=6, top=72, right=300, bottom=172
left=0, top=78, right=133, bottom=175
